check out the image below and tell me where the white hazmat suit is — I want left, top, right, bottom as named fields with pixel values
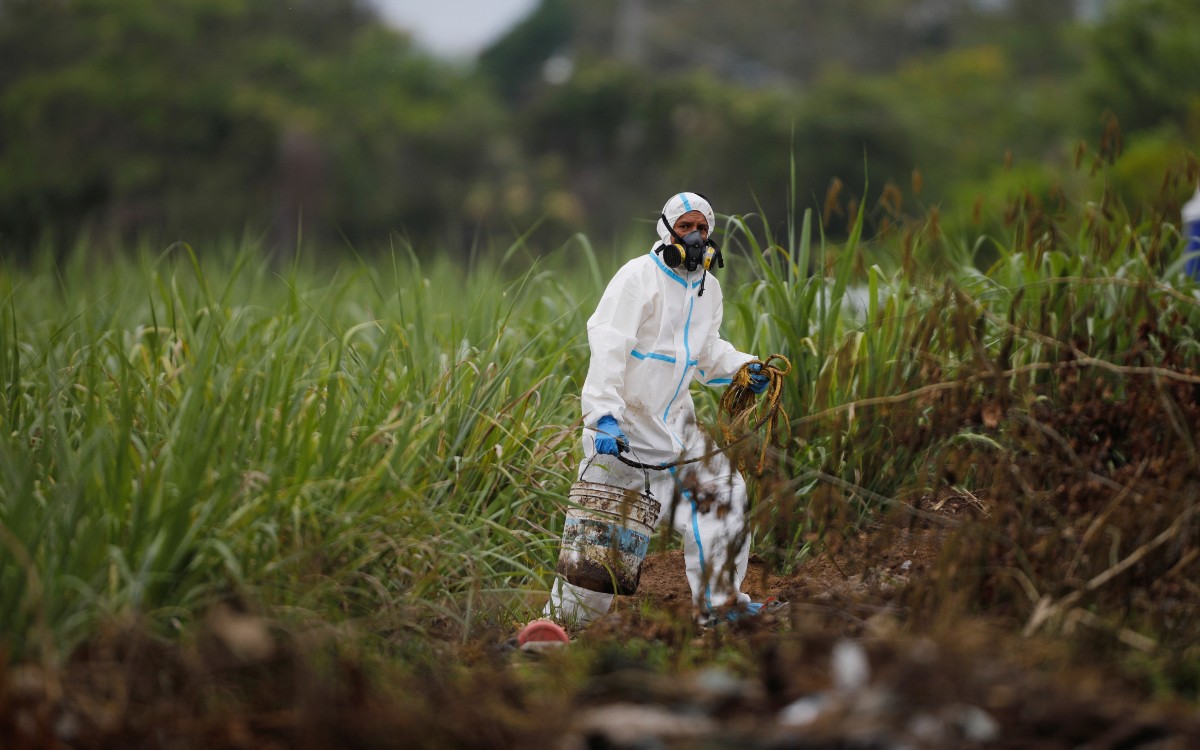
left=547, top=192, right=758, bottom=626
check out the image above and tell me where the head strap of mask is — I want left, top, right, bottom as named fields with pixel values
left=654, top=212, right=724, bottom=297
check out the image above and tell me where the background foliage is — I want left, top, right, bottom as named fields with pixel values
left=1, top=0, right=1199, bottom=258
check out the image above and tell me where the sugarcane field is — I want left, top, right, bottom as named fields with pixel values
left=3, top=1, right=1200, bottom=748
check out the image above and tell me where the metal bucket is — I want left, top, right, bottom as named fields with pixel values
left=555, top=480, right=661, bottom=596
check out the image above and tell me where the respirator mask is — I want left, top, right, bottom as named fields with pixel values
left=655, top=215, right=723, bottom=273
left=659, top=229, right=713, bottom=272
left=655, top=213, right=724, bottom=295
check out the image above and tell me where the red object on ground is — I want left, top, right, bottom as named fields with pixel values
left=517, top=619, right=569, bottom=648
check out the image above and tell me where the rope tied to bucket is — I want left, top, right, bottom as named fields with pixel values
left=616, top=353, right=791, bottom=475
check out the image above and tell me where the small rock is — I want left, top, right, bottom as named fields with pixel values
left=778, top=694, right=828, bottom=727
left=206, top=603, right=275, bottom=663
left=948, top=703, right=1000, bottom=742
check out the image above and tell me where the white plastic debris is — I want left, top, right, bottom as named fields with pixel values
left=778, top=694, right=828, bottom=727
left=831, top=639, right=870, bottom=693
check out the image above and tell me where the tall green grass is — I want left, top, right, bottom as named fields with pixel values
left=0, top=239, right=604, bottom=657
left=3, top=157, right=1199, bottom=660
left=718, top=166, right=1200, bottom=572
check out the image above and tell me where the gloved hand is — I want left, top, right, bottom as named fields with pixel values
left=748, top=362, right=769, bottom=395
left=593, top=414, right=629, bottom=456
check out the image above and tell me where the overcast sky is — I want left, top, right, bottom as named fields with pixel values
left=367, top=0, right=539, bottom=58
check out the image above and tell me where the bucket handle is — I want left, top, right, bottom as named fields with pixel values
left=582, top=453, right=653, bottom=500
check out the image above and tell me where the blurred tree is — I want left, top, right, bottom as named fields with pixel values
left=513, top=61, right=804, bottom=243
left=1081, top=0, right=1200, bottom=137
left=558, top=0, right=1092, bottom=87
left=0, top=0, right=506, bottom=256
left=484, top=0, right=1101, bottom=248
left=2, top=0, right=1188, bottom=261
left=478, top=0, right=574, bottom=104
left=957, top=0, right=1081, bottom=78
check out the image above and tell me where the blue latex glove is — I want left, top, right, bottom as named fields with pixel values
left=593, top=415, right=629, bottom=456
left=748, top=362, right=769, bottom=395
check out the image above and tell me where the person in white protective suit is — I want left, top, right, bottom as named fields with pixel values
left=545, top=191, right=774, bottom=628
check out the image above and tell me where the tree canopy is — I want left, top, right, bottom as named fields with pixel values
left=0, top=0, right=1196, bottom=258
left=0, top=0, right=503, bottom=253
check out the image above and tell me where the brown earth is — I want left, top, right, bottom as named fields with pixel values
left=626, top=516, right=951, bottom=617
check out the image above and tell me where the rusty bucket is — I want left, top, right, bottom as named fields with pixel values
left=555, top=480, right=661, bottom=596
